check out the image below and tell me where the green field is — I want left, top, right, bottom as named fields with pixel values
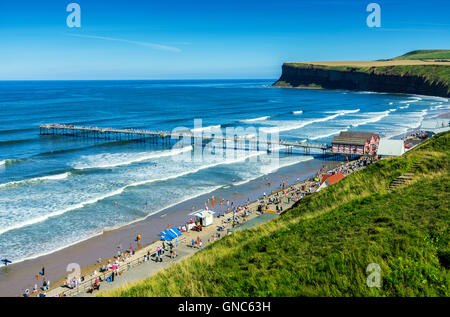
left=104, top=131, right=450, bottom=297
left=392, top=50, right=450, bottom=60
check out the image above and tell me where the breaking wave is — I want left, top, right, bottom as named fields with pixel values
left=262, top=109, right=359, bottom=133
left=0, top=172, right=70, bottom=189
left=240, top=116, right=270, bottom=123
left=73, top=146, right=193, bottom=170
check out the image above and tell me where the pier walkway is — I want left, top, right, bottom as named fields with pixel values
left=39, top=124, right=329, bottom=154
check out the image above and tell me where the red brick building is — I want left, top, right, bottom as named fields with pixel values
left=331, top=131, right=380, bottom=155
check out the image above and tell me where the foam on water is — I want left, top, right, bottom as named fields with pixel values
left=350, top=110, right=392, bottom=128
left=309, top=127, right=350, bottom=140
left=240, top=116, right=270, bottom=122
left=0, top=172, right=70, bottom=188
left=72, top=146, right=193, bottom=170
left=262, top=109, right=360, bottom=133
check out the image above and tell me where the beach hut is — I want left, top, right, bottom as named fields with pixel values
left=377, top=139, right=405, bottom=157
left=189, top=209, right=215, bottom=227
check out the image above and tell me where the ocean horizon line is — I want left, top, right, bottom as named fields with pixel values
left=0, top=78, right=278, bottom=82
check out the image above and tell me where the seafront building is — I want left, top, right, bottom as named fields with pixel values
left=331, top=131, right=380, bottom=155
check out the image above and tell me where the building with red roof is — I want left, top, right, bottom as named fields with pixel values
left=317, top=172, right=345, bottom=192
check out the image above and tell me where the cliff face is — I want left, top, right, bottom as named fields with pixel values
left=273, top=64, right=450, bottom=97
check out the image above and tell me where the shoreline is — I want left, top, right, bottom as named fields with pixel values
left=0, top=157, right=337, bottom=297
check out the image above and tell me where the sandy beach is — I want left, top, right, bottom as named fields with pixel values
left=0, top=157, right=339, bottom=297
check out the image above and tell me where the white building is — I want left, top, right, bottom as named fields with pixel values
left=377, top=139, right=405, bottom=157
left=189, top=209, right=215, bottom=227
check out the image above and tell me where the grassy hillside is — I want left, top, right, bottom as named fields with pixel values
left=393, top=50, right=450, bottom=60
left=104, top=132, right=450, bottom=297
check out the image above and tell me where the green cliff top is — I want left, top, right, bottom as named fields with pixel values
left=392, top=49, right=450, bottom=60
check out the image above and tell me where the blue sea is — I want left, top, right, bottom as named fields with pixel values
left=0, top=79, right=448, bottom=263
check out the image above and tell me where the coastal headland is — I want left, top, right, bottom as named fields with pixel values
left=273, top=50, right=450, bottom=97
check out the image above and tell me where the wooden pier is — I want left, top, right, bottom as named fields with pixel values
left=39, top=124, right=329, bottom=154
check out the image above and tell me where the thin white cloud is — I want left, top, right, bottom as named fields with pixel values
left=66, top=33, right=181, bottom=52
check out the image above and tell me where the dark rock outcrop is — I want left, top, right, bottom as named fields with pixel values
left=273, top=63, right=450, bottom=97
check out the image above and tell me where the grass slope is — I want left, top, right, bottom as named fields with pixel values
left=393, top=50, right=450, bottom=60
left=104, top=132, right=450, bottom=297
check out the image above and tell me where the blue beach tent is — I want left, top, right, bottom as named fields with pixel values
left=172, top=228, right=182, bottom=236
left=160, top=231, right=173, bottom=241
left=169, top=228, right=181, bottom=237
left=163, top=230, right=177, bottom=239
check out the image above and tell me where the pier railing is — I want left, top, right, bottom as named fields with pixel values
left=38, top=123, right=329, bottom=153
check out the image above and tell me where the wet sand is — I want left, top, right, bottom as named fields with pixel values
left=0, top=157, right=338, bottom=297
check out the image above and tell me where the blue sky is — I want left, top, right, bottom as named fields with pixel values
left=0, top=0, right=449, bottom=80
